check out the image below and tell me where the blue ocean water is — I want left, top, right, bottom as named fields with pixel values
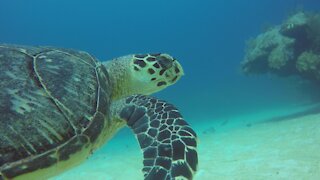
left=1, top=0, right=320, bottom=179
left=1, top=0, right=319, bottom=122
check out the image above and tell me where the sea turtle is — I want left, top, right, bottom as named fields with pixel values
left=0, top=44, right=198, bottom=180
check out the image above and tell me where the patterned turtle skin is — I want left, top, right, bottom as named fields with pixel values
left=0, top=44, right=198, bottom=180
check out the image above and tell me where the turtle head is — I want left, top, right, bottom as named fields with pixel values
left=104, top=53, right=184, bottom=100
left=130, top=53, right=184, bottom=93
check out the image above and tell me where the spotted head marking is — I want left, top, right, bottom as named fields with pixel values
left=131, top=53, right=184, bottom=94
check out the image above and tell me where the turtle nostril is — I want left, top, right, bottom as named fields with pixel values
left=156, top=56, right=173, bottom=69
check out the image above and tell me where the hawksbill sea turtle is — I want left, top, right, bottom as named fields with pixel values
left=0, top=44, right=198, bottom=180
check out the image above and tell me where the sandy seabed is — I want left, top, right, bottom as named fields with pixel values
left=53, top=104, right=320, bottom=180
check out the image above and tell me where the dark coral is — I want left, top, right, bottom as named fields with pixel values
left=242, top=11, right=320, bottom=82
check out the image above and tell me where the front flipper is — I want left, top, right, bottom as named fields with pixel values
left=115, top=95, right=198, bottom=180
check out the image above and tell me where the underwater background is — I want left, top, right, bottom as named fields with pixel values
left=1, top=0, right=320, bottom=179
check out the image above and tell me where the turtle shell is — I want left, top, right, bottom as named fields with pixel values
left=0, top=44, right=112, bottom=179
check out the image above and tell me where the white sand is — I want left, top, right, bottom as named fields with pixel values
left=53, top=105, right=320, bottom=180
left=196, top=111, right=320, bottom=179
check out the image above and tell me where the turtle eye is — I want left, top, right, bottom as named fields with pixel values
left=156, top=56, right=173, bottom=70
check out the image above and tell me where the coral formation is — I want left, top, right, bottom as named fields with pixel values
left=242, top=11, right=320, bottom=82
left=296, top=51, right=320, bottom=80
left=242, top=28, right=294, bottom=75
